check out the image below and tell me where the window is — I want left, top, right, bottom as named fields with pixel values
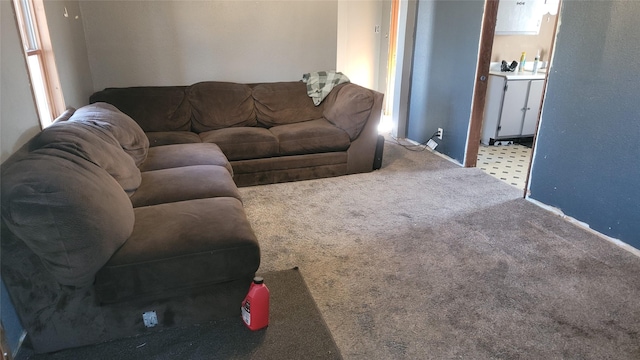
left=13, top=0, right=64, bottom=128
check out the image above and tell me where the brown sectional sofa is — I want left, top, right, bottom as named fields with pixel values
left=90, top=81, right=384, bottom=186
left=1, top=80, right=382, bottom=353
left=1, top=104, right=259, bottom=353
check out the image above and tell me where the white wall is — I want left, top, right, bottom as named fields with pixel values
left=391, top=0, right=418, bottom=137
left=44, top=0, right=94, bottom=108
left=1, top=0, right=42, bottom=162
left=337, top=0, right=385, bottom=90
left=1, top=1, right=38, bottom=351
left=80, top=0, right=338, bottom=90
left=377, top=1, right=392, bottom=95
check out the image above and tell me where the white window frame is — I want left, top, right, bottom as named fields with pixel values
left=13, top=0, right=65, bottom=128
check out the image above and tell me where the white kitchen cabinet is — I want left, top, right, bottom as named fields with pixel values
left=521, top=79, right=544, bottom=135
left=495, top=0, right=545, bottom=35
left=481, top=73, right=545, bottom=145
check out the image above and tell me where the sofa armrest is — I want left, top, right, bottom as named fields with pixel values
left=323, top=84, right=383, bottom=174
left=323, top=84, right=376, bottom=140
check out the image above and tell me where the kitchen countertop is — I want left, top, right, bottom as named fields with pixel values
left=488, top=62, right=547, bottom=80
left=489, top=70, right=546, bottom=80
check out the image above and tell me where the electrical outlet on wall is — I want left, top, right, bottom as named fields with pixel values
left=142, top=311, right=158, bottom=328
left=437, top=128, right=443, bottom=140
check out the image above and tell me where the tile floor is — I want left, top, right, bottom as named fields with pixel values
left=477, top=144, right=532, bottom=190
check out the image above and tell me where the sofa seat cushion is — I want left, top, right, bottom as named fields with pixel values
left=69, top=103, right=150, bottom=166
left=252, top=82, right=324, bottom=127
left=270, top=118, right=351, bottom=156
left=199, top=127, right=278, bottom=161
left=90, top=86, right=192, bottom=132
left=146, top=131, right=202, bottom=147
left=94, top=197, right=260, bottom=303
left=1, top=148, right=135, bottom=287
left=130, top=165, right=241, bottom=207
left=138, top=143, right=233, bottom=175
left=188, top=82, right=257, bottom=132
left=29, top=120, right=141, bottom=193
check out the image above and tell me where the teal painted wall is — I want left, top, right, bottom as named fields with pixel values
left=529, top=1, right=640, bottom=248
left=407, top=0, right=484, bottom=163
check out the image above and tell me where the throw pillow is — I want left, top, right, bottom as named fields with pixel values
left=31, top=120, right=142, bottom=193
left=70, top=103, right=150, bottom=166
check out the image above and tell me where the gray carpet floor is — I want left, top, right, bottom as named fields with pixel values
left=239, top=139, right=640, bottom=359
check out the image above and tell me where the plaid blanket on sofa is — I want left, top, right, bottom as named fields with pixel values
left=302, top=71, right=350, bottom=106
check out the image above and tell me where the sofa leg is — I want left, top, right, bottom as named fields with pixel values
left=373, top=135, right=385, bottom=170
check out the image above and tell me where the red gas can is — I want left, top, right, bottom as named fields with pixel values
left=241, top=276, right=270, bottom=330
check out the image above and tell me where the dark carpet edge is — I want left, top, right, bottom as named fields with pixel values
left=285, top=266, right=344, bottom=360
left=15, top=268, right=343, bottom=360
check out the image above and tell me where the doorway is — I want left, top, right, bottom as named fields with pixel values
left=466, top=1, right=562, bottom=194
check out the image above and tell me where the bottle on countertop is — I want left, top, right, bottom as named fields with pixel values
left=518, top=52, right=526, bottom=72
left=532, top=50, right=540, bottom=75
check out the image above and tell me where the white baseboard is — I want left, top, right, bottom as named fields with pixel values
left=526, top=197, right=640, bottom=258
left=401, top=137, right=462, bottom=166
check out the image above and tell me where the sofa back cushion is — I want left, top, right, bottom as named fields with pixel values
left=0, top=148, right=135, bottom=287
left=188, top=82, right=257, bottom=132
left=323, top=84, right=375, bottom=140
left=30, top=120, right=142, bottom=193
left=252, top=82, right=324, bottom=127
left=69, top=103, right=150, bottom=166
left=90, top=87, right=191, bottom=132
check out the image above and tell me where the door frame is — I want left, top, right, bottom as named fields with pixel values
left=522, top=3, right=561, bottom=196
left=465, top=0, right=562, bottom=198
left=464, top=0, right=499, bottom=168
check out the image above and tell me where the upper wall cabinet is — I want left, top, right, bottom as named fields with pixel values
left=495, top=0, right=546, bottom=35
